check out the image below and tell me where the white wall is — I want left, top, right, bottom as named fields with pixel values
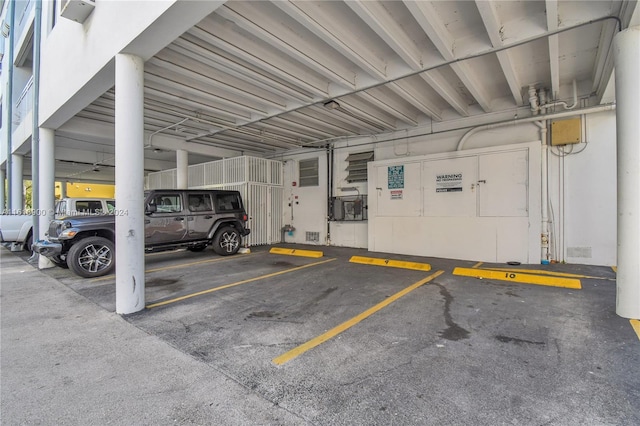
left=548, top=110, right=617, bottom=266
left=282, top=153, right=328, bottom=245
left=281, top=111, right=618, bottom=266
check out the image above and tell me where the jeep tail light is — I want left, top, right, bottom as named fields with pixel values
left=242, top=214, right=248, bottom=222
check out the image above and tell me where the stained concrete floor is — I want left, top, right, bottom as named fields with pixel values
left=2, top=244, right=639, bottom=425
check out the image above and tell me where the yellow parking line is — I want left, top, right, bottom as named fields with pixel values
left=472, top=262, right=483, bottom=269
left=90, top=254, right=253, bottom=283
left=630, top=320, right=640, bottom=341
left=273, top=270, right=445, bottom=365
left=483, top=267, right=614, bottom=281
left=146, top=258, right=336, bottom=309
left=349, top=256, right=431, bottom=271
left=453, top=267, right=581, bottom=289
left=269, top=247, right=323, bottom=258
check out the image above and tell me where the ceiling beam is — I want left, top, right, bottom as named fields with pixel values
left=149, top=55, right=287, bottom=112
left=475, top=0, right=524, bottom=105
left=188, top=25, right=328, bottom=98
left=272, top=0, right=386, bottom=84
left=404, top=0, right=492, bottom=112
left=417, top=71, right=467, bottom=117
left=170, top=36, right=314, bottom=103
left=216, top=3, right=357, bottom=90
left=345, top=0, right=422, bottom=71
left=357, top=90, right=418, bottom=126
left=145, top=73, right=261, bottom=119
left=546, top=0, right=560, bottom=99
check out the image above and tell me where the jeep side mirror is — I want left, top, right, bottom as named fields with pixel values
left=145, top=204, right=157, bottom=215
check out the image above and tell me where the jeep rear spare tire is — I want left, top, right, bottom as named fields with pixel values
left=67, top=236, right=115, bottom=278
left=212, top=226, right=241, bottom=256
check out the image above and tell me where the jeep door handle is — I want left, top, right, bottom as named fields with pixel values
left=187, top=217, right=194, bottom=221
left=204, top=215, right=213, bottom=219
left=175, top=217, right=184, bottom=221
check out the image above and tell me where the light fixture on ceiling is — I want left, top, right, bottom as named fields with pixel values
left=324, top=100, right=340, bottom=110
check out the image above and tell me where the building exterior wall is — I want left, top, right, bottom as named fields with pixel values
left=281, top=110, right=617, bottom=266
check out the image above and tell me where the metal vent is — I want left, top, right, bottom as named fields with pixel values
left=346, top=151, right=374, bottom=183
left=306, top=232, right=320, bottom=242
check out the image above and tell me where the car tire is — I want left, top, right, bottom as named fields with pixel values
left=25, top=232, right=33, bottom=253
left=212, top=226, right=241, bottom=256
left=67, top=236, right=115, bottom=278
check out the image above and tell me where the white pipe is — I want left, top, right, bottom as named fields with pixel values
left=541, top=79, right=578, bottom=111
left=456, top=104, right=615, bottom=151
left=528, top=85, right=539, bottom=115
left=145, top=118, right=189, bottom=149
left=536, top=121, right=550, bottom=263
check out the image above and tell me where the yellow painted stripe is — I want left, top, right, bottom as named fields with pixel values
left=472, top=262, right=483, bottom=269
left=90, top=254, right=252, bottom=283
left=612, top=266, right=617, bottom=273
left=273, top=270, right=445, bottom=365
left=269, top=247, right=323, bottom=258
left=146, top=258, right=336, bottom=309
left=482, top=267, right=614, bottom=281
left=453, top=267, right=581, bottom=289
left=630, top=320, right=640, bottom=341
left=349, top=256, right=431, bottom=272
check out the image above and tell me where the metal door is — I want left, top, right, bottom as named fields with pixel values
left=186, top=193, right=214, bottom=241
left=478, top=150, right=529, bottom=217
left=145, top=193, right=188, bottom=245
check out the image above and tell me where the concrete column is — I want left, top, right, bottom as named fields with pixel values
left=38, top=128, right=56, bottom=269
left=614, top=26, right=640, bottom=319
left=115, top=53, right=145, bottom=315
left=0, top=169, right=5, bottom=211
left=176, top=149, right=188, bottom=189
left=60, top=181, right=67, bottom=198
left=10, top=154, right=23, bottom=211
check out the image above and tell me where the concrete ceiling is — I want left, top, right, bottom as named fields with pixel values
left=53, top=0, right=635, bottom=182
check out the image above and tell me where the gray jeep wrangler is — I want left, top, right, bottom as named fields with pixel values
left=33, top=189, right=250, bottom=278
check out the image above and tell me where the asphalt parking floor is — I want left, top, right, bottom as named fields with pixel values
left=2, top=244, right=639, bottom=425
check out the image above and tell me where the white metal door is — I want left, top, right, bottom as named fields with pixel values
left=478, top=150, right=529, bottom=217
left=423, top=156, right=478, bottom=217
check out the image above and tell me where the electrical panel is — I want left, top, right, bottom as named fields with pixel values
left=551, top=117, right=582, bottom=146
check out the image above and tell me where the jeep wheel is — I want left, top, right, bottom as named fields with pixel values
left=67, top=236, right=115, bottom=278
left=212, top=226, right=241, bottom=256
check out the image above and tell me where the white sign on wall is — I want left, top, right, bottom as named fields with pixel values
left=436, top=173, right=463, bottom=192
left=390, top=190, right=403, bottom=200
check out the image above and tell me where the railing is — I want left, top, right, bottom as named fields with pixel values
left=13, top=75, right=34, bottom=128
left=14, top=0, right=33, bottom=48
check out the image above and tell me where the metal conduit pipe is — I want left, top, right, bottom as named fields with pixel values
left=541, top=80, right=578, bottom=112
left=456, top=104, right=616, bottom=151
left=535, top=121, right=551, bottom=264
left=145, top=118, right=190, bottom=149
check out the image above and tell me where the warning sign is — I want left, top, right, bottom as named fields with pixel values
left=436, top=173, right=463, bottom=193
left=390, top=190, right=403, bottom=200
